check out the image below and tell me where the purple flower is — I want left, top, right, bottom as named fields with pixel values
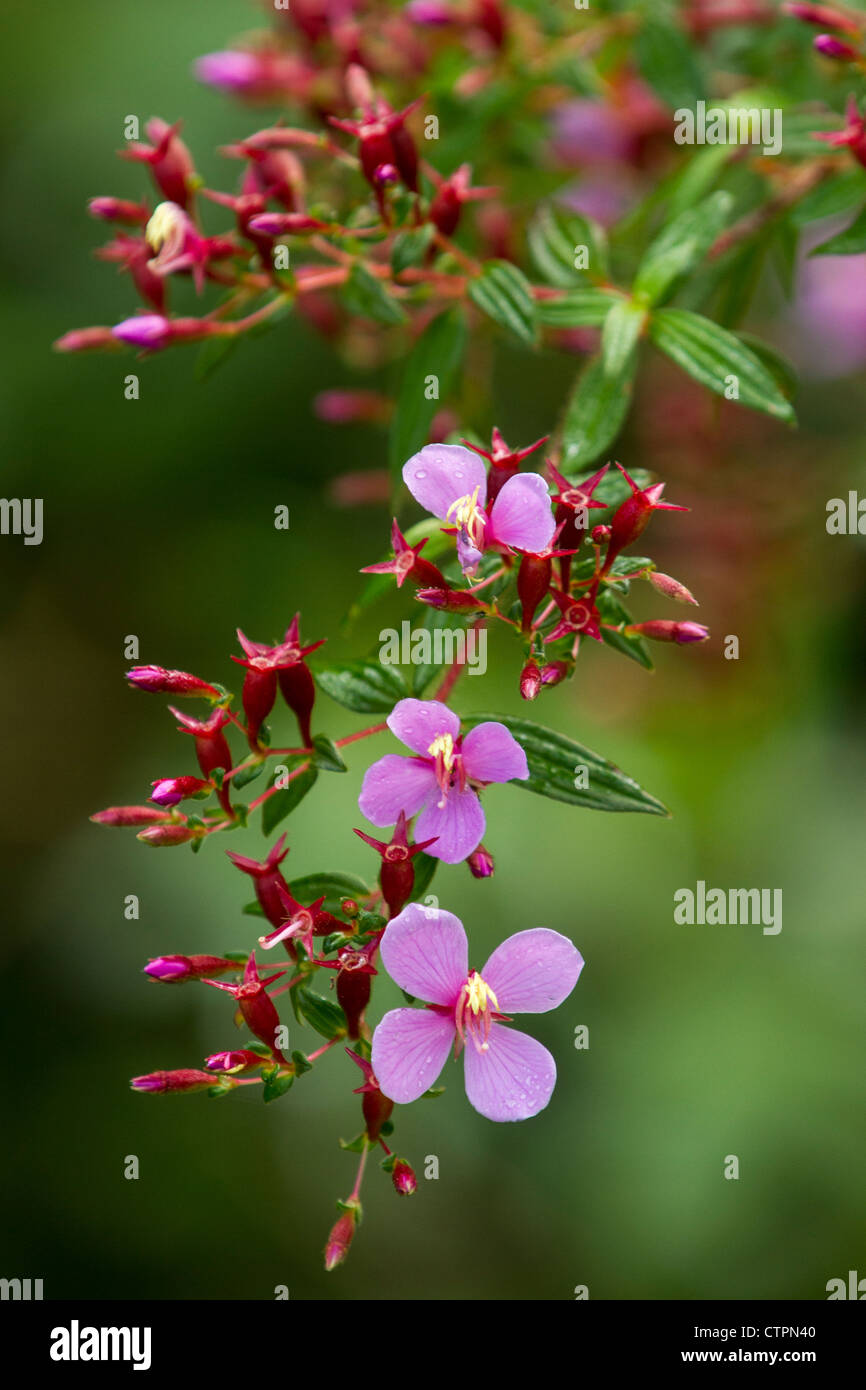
left=402, top=443, right=556, bottom=575
left=371, top=905, right=584, bottom=1121
left=194, top=51, right=263, bottom=93
left=358, top=698, right=528, bottom=864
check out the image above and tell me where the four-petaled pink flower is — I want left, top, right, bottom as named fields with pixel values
left=402, top=443, right=556, bottom=576
left=358, top=698, right=528, bottom=864
left=371, top=905, right=584, bottom=1121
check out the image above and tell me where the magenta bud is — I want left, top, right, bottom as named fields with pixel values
left=540, top=660, right=569, bottom=687
left=783, top=2, right=861, bottom=31
left=194, top=50, right=263, bottom=92
left=626, top=620, right=709, bottom=645
left=391, top=1158, right=418, bottom=1195
left=520, top=661, right=542, bottom=701
left=91, top=805, right=173, bottom=828
left=88, top=197, right=149, bottom=225
left=590, top=524, right=611, bottom=544
left=151, top=775, right=211, bottom=806
left=136, top=823, right=201, bottom=847
left=467, top=845, right=495, bottom=879
left=53, top=327, right=124, bottom=353
left=646, top=571, right=699, bottom=606
left=205, top=1049, right=265, bottom=1073
left=126, top=665, right=220, bottom=698
left=324, top=1203, right=360, bottom=1272
left=111, top=314, right=172, bottom=349
left=813, top=33, right=860, bottom=57
left=416, top=586, right=485, bottom=612
left=144, top=954, right=239, bottom=983
left=131, top=1068, right=218, bottom=1094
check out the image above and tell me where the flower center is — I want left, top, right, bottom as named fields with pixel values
left=455, top=971, right=500, bottom=1054
left=446, top=487, right=487, bottom=552
left=145, top=201, right=184, bottom=253
left=427, top=732, right=464, bottom=807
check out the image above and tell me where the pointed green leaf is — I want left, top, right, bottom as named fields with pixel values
left=261, top=765, right=319, bottom=836
left=633, top=191, right=735, bottom=306
left=559, top=350, right=637, bottom=472
left=468, top=260, right=538, bottom=347
left=388, top=309, right=467, bottom=478
left=315, top=660, right=408, bottom=713
left=649, top=308, right=796, bottom=423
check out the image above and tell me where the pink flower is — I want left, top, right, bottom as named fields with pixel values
left=358, top=699, right=528, bottom=864
left=402, top=443, right=556, bottom=575
left=371, top=905, right=583, bottom=1121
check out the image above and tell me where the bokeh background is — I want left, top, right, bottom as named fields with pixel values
left=2, top=0, right=865, bottom=1300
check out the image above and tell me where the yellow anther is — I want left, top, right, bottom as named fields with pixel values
left=145, top=201, right=184, bottom=252
left=427, top=731, right=456, bottom=771
left=446, top=487, right=486, bottom=549
left=464, top=971, right=499, bottom=1016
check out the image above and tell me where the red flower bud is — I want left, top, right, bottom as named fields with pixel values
left=205, top=1049, right=266, bottom=1073
left=131, top=1069, right=217, bottom=1094
left=144, top=955, right=239, bottom=983
left=136, top=823, right=201, bottom=847
left=540, top=660, right=569, bottom=687
left=625, top=620, right=709, bottom=644
left=226, top=834, right=291, bottom=929
left=127, top=666, right=220, bottom=698
left=91, top=805, right=173, bottom=827
left=645, top=571, right=699, bottom=606
left=783, top=2, right=861, bottom=32
left=53, top=327, right=123, bottom=354
left=391, top=1158, right=418, bottom=1195
left=324, top=1203, right=360, bottom=1272
left=150, top=775, right=211, bottom=806
left=814, top=33, right=860, bottom=57
left=202, top=953, right=289, bottom=1061
left=416, top=586, right=486, bottom=612
left=88, top=197, right=149, bottom=226
left=120, top=118, right=197, bottom=210
left=517, top=552, right=552, bottom=633
left=467, top=844, right=495, bottom=878
left=355, top=811, right=437, bottom=916
left=519, top=661, right=542, bottom=701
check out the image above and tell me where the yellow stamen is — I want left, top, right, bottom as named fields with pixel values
left=145, top=201, right=184, bottom=252
left=427, top=731, right=456, bottom=770
left=446, top=487, right=486, bottom=550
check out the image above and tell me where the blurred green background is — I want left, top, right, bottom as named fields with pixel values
left=2, top=0, right=865, bottom=1300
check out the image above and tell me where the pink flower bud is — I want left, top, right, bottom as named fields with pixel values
left=540, top=660, right=569, bottom=687
left=324, top=1204, right=360, bottom=1272
left=645, top=571, right=699, bottom=606
left=626, top=620, right=709, bottom=644
left=127, top=665, right=220, bottom=698
left=91, top=805, right=173, bottom=828
left=391, top=1159, right=418, bottom=1196
left=88, top=197, right=149, bottom=225
left=136, top=823, right=202, bottom=847
left=205, top=1049, right=266, bottom=1073
left=150, top=775, right=212, bottom=806
left=783, top=2, right=861, bottom=32
left=416, top=586, right=486, bottom=612
left=814, top=33, right=860, bottom=57
left=520, top=661, right=542, bottom=701
left=131, top=1069, right=218, bottom=1094
left=53, top=327, right=123, bottom=353
left=144, top=955, right=239, bottom=983
left=590, top=524, right=611, bottom=544
left=467, top=845, right=495, bottom=878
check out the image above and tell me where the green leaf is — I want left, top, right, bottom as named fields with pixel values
left=296, top=987, right=348, bottom=1040
left=311, top=733, right=348, bottom=773
left=461, top=713, right=668, bottom=816
left=410, top=851, right=439, bottom=901
left=635, top=15, right=703, bottom=112
left=468, top=260, right=538, bottom=347
left=559, top=350, right=637, bottom=471
left=633, top=191, right=735, bottom=306
left=790, top=169, right=866, bottom=228
left=536, top=288, right=621, bottom=329
left=341, top=263, right=407, bottom=325
left=528, top=203, right=609, bottom=286
left=391, top=223, right=435, bottom=274
left=596, top=592, right=655, bottom=670
left=649, top=308, right=796, bottom=423
left=410, top=607, right=458, bottom=695
left=262, top=1069, right=294, bottom=1103
left=601, top=298, right=647, bottom=378
left=261, top=765, right=319, bottom=836
left=194, top=334, right=240, bottom=382
left=288, top=871, right=371, bottom=904
left=315, top=660, right=408, bottom=713
left=809, top=203, right=866, bottom=256
left=231, top=759, right=266, bottom=791
left=242, top=901, right=265, bottom=917
left=291, top=1050, right=313, bottom=1076
left=339, top=1131, right=370, bottom=1153
left=388, top=309, right=467, bottom=478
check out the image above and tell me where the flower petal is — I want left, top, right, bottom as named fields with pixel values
left=462, top=721, right=529, bottom=785
left=380, top=902, right=468, bottom=1004
left=463, top=1024, right=556, bottom=1121
left=372, top=1007, right=456, bottom=1103
left=482, top=928, right=584, bottom=1014
left=415, top=785, right=485, bottom=863
left=387, top=697, right=461, bottom=755
left=402, top=443, right=487, bottom=519
left=358, top=754, right=436, bottom=826
left=488, top=472, right=556, bottom=554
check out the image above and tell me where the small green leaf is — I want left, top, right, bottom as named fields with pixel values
left=296, top=987, right=348, bottom=1040
left=468, top=260, right=538, bottom=347
left=242, top=901, right=265, bottom=918
left=528, top=203, right=609, bottom=286
left=559, top=350, right=637, bottom=471
left=601, top=298, right=647, bottom=378
left=536, top=288, right=621, bottom=329
left=292, top=1050, right=313, bottom=1076
left=261, top=765, right=319, bottom=836
left=635, top=15, right=704, bottom=112
left=388, top=309, right=467, bottom=480
left=633, top=191, right=735, bottom=306
left=315, top=660, right=408, bottom=713
left=461, top=713, right=668, bottom=815
left=391, top=223, right=435, bottom=274
left=194, top=334, right=240, bottom=382
left=341, top=263, right=407, bottom=325
left=596, top=592, right=655, bottom=671
left=288, top=871, right=371, bottom=904
left=262, top=1069, right=294, bottom=1103
left=410, top=851, right=439, bottom=901
left=311, top=733, right=348, bottom=773
left=649, top=308, right=796, bottom=423
left=231, top=759, right=266, bottom=791
left=339, top=1131, right=370, bottom=1153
